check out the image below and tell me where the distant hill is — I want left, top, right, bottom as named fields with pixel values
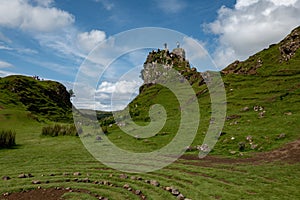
left=0, top=75, right=72, bottom=122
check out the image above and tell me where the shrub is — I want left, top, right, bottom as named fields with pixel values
left=41, top=124, right=79, bottom=137
left=0, top=130, right=16, bottom=148
left=101, top=126, right=108, bottom=134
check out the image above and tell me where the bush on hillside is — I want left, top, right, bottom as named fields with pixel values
left=0, top=130, right=16, bottom=148
left=41, top=124, right=81, bottom=137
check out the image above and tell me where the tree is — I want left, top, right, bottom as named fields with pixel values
left=68, top=89, right=75, bottom=98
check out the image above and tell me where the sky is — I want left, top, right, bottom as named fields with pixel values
left=0, top=0, right=300, bottom=110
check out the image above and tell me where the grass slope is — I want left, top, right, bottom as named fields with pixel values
left=0, top=75, right=72, bottom=122
left=103, top=27, right=300, bottom=157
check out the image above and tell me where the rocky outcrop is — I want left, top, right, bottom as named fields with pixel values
left=279, top=26, right=300, bottom=62
left=141, top=48, right=202, bottom=86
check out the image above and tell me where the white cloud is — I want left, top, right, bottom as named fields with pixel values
left=0, top=32, right=12, bottom=43
left=0, top=43, right=38, bottom=54
left=0, top=0, right=74, bottom=32
left=77, top=30, right=106, bottom=52
left=95, top=0, right=114, bottom=10
left=73, top=80, right=142, bottom=111
left=0, top=45, right=12, bottom=51
left=0, top=60, right=14, bottom=68
left=156, top=0, right=186, bottom=14
left=32, top=0, right=54, bottom=7
left=206, top=0, right=300, bottom=68
left=182, top=37, right=207, bottom=60
left=236, top=0, right=298, bottom=8
left=0, top=70, right=12, bottom=77
left=97, top=80, right=141, bottom=95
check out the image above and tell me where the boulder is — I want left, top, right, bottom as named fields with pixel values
left=241, top=106, right=250, bottom=112
left=119, top=174, right=128, bottom=179
left=123, top=184, right=130, bottom=189
left=18, top=173, right=27, bottom=178
left=135, top=190, right=141, bottom=195
left=2, top=176, right=10, bottom=180
left=171, top=188, right=180, bottom=196
left=177, top=193, right=185, bottom=200
left=150, top=180, right=160, bottom=187
left=32, top=180, right=41, bottom=184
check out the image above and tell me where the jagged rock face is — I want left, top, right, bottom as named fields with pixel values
left=172, top=48, right=186, bottom=60
left=279, top=26, right=300, bottom=61
left=142, top=62, right=173, bottom=84
left=141, top=48, right=202, bottom=86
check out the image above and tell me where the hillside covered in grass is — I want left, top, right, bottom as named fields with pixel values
left=0, top=75, right=72, bottom=122
left=103, top=26, right=300, bottom=156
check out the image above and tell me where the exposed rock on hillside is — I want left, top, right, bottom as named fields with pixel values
left=279, top=26, right=300, bottom=62
left=141, top=46, right=202, bottom=88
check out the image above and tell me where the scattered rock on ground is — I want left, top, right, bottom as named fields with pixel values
left=241, top=106, right=250, bottom=112
left=276, top=133, right=286, bottom=140
left=3, top=192, right=10, bottom=196
left=226, top=114, right=241, bottom=120
left=83, top=178, right=90, bottom=183
left=177, top=193, right=185, bottom=200
left=246, top=135, right=253, bottom=142
left=123, top=184, right=130, bottom=189
left=171, top=188, right=180, bottom=196
left=18, top=173, right=27, bottom=178
left=254, top=105, right=264, bottom=111
left=32, top=180, right=41, bottom=184
left=135, top=190, right=141, bottom=195
left=119, top=174, right=128, bottom=179
left=259, top=111, right=266, bottom=118
left=150, top=180, right=160, bottom=187
left=2, top=176, right=10, bottom=180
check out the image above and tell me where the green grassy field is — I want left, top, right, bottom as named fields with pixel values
left=0, top=114, right=300, bottom=200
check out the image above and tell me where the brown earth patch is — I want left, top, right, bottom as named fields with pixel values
left=1, top=187, right=95, bottom=200
left=180, top=138, right=300, bottom=166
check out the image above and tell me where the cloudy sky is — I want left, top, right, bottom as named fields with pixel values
left=0, top=0, right=300, bottom=110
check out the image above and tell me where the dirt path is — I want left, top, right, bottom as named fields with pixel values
left=180, top=138, right=300, bottom=166
left=1, top=188, right=67, bottom=200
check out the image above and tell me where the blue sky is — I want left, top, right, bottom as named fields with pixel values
left=0, top=0, right=300, bottom=110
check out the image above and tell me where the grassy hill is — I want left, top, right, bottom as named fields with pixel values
left=102, top=26, right=300, bottom=156
left=0, top=75, right=72, bottom=123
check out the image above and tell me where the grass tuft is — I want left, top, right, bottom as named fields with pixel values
left=41, top=124, right=80, bottom=137
left=0, top=129, right=16, bottom=148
